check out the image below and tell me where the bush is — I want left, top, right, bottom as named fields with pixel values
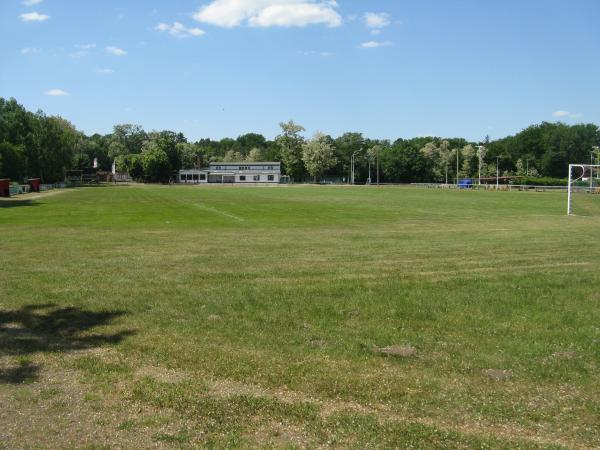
left=520, top=177, right=567, bottom=186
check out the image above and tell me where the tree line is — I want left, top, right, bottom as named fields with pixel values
left=1, top=97, right=599, bottom=184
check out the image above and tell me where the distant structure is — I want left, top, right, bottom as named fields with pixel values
left=178, top=162, right=281, bottom=184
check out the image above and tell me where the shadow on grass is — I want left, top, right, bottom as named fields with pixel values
left=0, top=304, right=134, bottom=384
left=0, top=199, right=40, bottom=208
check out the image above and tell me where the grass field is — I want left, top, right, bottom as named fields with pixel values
left=1, top=184, right=600, bottom=449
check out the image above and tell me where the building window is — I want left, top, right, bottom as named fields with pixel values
left=193, top=174, right=199, bottom=181
left=180, top=175, right=186, bottom=181
left=187, top=174, right=193, bottom=180
left=268, top=166, right=273, bottom=170
left=200, top=174, right=206, bottom=180
left=253, top=175, right=260, bottom=181
left=239, top=175, right=246, bottom=181
left=268, top=175, right=275, bottom=181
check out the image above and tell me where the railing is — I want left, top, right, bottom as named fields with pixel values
left=409, top=183, right=600, bottom=193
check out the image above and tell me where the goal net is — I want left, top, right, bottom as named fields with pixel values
left=567, top=164, right=600, bottom=215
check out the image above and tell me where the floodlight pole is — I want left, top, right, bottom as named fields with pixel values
left=591, top=152, right=594, bottom=192
left=456, top=149, right=459, bottom=186
left=567, top=164, right=573, bottom=215
left=496, top=156, right=500, bottom=190
left=477, top=145, right=482, bottom=186
left=351, top=150, right=359, bottom=185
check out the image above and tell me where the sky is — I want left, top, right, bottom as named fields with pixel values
left=1, top=0, right=599, bottom=142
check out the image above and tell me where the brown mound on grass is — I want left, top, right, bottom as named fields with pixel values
left=374, top=345, right=417, bottom=358
left=483, top=369, right=512, bottom=381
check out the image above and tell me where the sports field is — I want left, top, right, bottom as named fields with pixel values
left=1, top=185, right=599, bottom=448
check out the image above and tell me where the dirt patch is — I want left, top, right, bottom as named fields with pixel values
left=553, top=351, right=577, bottom=359
left=308, top=338, right=327, bottom=348
left=136, top=366, right=188, bottom=384
left=0, top=362, right=185, bottom=449
left=482, top=369, right=512, bottom=381
left=207, top=314, right=222, bottom=321
left=250, top=421, right=316, bottom=449
left=374, top=345, right=417, bottom=358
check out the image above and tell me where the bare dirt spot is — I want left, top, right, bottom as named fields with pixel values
left=308, top=338, right=326, bottom=348
left=374, top=344, right=417, bottom=358
left=136, top=366, right=187, bottom=384
left=553, top=351, right=577, bottom=359
left=207, top=314, right=222, bottom=321
left=251, top=421, right=315, bottom=449
left=483, top=369, right=512, bottom=381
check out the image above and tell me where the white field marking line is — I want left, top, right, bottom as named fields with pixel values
left=191, top=202, right=245, bottom=222
left=154, top=191, right=246, bottom=222
left=415, top=261, right=590, bottom=277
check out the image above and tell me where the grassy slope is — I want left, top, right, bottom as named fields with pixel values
left=1, top=185, right=599, bottom=448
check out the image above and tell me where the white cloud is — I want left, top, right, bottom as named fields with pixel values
left=96, top=68, right=115, bottom=74
left=553, top=110, right=583, bottom=119
left=20, top=47, right=40, bottom=55
left=359, top=40, right=392, bottom=49
left=364, top=12, right=391, bottom=29
left=106, top=46, right=127, bottom=56
left=70, top=44, right=97, bottom=58
left=193, top=0, right=342, bottom=28
left=45, top=89, right=69, bottom=96
left=155, top=22, right=206, bottom=38
left=23, top=0, right=43, bottom=6
left=19, top=11, right=50, bottom=22
left=298, top=50, right=332, bottom=57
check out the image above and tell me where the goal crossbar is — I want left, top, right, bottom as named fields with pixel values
left=567, top=164, right=600, bottom=216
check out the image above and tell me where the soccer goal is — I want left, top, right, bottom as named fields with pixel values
left=567, top=164, right=600, bottom=215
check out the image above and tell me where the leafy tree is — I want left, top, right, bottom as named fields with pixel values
left=222, top=150, right=244, bottom=162
left=0, top=142, right=26, bottom=180
left=116, top=154, right=144, bottom=180
left=460, top=144, right=476, bottom=178
left=246, top=148, right=263, bottom=162
left=140, top=142, right=170, bottom=182
left=276, top=120, right=305, bottom=180
left=333, top=132, right=366, bottom=182
left=302, top=132, right=337, bottom=182
left=109, top=124, right=146, bottom=159
left=178, top=142, right=200, bottom=169
left=381, top=141, right=432, bottom=183
left=236, top=133, right=267, bottom=155
left=145, top=131, right=186, bottom=171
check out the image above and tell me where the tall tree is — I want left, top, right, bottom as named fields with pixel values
left=302, top=132, right=337, bottom=182
left=276, top=120, right=306, bottom=180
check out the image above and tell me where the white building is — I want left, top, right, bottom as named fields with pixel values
left=179, top=162, right=281, bottom=184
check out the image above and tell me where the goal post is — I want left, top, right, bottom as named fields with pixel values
left=567, top=164, right=600, bottom=215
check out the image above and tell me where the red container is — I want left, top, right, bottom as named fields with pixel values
left=28, top=178, right=41, bottom=193
left=0, top=179, right=10, bottom=197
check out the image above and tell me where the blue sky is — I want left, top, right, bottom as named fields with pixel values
left=1, top=0, right=599, bottom=142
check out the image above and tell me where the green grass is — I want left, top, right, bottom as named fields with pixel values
left=1, top=184, right=600, bottom=448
